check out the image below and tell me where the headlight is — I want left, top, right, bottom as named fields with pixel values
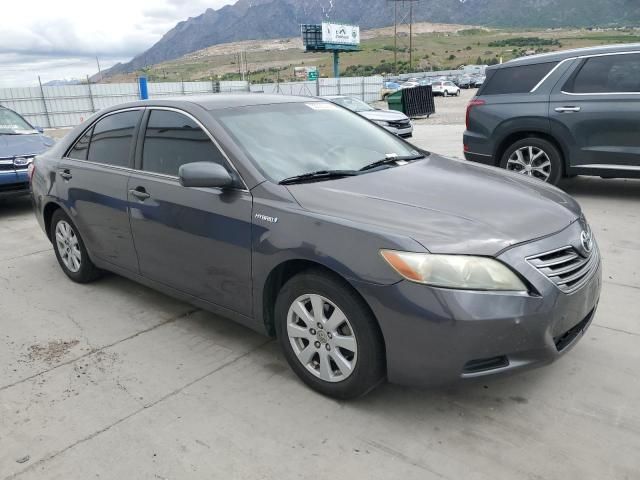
left=375, top=120, right=391, bottom=127
left=380, top=250, right=528, bottom=292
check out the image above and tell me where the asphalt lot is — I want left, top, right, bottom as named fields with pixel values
left=1, top=119, right=640, bottom=479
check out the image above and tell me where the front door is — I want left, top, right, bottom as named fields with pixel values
left=127, top=108, right=253, bottom=317
left=550, top=52, right=640, bottom=171
left=56, top=109, right=142, bottom=272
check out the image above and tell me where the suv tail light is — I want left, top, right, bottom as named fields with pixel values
left=466, top=99, right=486, bottom=130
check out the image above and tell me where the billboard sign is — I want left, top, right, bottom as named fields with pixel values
left=321, top=22, right=360, bottom=46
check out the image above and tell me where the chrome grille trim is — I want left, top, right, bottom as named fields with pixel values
left=527, top=244, right=599, bottom=294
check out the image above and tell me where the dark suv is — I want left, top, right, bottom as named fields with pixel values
left=464, top=43, right=640, bottom=184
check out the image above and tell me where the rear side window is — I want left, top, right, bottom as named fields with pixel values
left=564, top=53, right=640, bottom=93
left=481, top=62, right=559, bottom=95
left=87, top=111, right=141, bottom=167
left=141, top=110, right=227, bottom=177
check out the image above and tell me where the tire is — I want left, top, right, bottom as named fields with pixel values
left=500, top=137, right=563, bottom=185
left=443, top=90, right=449, bottom=97
left=51, top=210, right=102, bottom=283
left=274, top=270, right=385, bottom=399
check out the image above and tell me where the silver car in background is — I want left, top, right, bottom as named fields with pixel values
left=323, top=95, right=413, bottom=138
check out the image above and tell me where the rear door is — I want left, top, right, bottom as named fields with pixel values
left=127, top=108, right=253, bottom=316
left=550, top=52, right=640, bottom=171
left=57, top=109, right=142, bottom=272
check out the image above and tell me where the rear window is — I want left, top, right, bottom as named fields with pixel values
left=564, top=53, right=640, bottom=93
left=480, top=62, right=559, bottom=95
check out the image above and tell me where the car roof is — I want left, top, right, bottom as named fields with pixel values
left=99, top=94, right=321, bottom=113
left=491, top=42, right=640, bottom=70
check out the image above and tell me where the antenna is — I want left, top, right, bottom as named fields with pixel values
left=387, top=0, right=421, bottom=74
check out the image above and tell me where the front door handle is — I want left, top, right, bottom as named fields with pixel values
left=555, top=106, right=581, bottom=113
left=59, top=169, right=72, bottom=180
left=129, top=187, right=151, bottom=201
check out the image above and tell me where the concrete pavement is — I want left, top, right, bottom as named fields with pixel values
left=1, top=126, right=639, bottom=480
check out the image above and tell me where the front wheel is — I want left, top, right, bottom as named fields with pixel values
left=275, top=270, right=385, bottom=399
left=500, top=138, right=563, bottom=185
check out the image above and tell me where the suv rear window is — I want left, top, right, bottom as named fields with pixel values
left=481, top=61, right=558, bottom=95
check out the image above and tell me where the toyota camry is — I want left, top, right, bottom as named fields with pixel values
left=30, top=95, right=601, bottom=399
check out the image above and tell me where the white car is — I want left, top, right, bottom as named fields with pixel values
left=323, top=95, right=413, bottom=138
left=400, top=81, right=420, bottom=89
left=431, top=81, right=460, bottom=97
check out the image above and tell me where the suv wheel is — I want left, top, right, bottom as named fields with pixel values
left=500, top=138, right=563, bottom=185
left=52, top=210, right=102, bottom=283
left=274, top=270, right=385, bottom=399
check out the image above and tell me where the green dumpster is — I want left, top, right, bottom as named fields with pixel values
left=387, top=90, right=404, bottom=113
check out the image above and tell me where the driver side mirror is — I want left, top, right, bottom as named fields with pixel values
left=179, top=162, right=234, bottom=189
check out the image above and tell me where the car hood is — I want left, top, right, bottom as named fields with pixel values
left=285, top=154, right=581, bottom=256
left=359, top=110, right=409, bottom=122
left=0, top=133, right=54, bottom=157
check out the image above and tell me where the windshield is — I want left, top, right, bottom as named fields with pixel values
left=216, top=102, right=420, bottom=183
left=328, top=96, right=374, bottom=112
left=0, top=108, right=36, bottom=134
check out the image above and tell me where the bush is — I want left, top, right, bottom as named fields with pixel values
left=488, top=37, right=560, bottom=48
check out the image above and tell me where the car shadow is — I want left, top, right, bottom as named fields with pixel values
left=559, top=176, right=640, bottom=200
left=0, top=197, right=33, bottom=219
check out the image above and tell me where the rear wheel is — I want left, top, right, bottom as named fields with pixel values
left=275, top=270, right=385, bottom=399
left=500, top=137, right=563, bottom=185
left=51, top=210, right=102, bottom=283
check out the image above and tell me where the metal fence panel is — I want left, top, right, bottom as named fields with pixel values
left=0, top=69, right=458, bottom=128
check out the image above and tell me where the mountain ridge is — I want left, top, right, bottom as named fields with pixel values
left=104, top=0, right=640, bottom=77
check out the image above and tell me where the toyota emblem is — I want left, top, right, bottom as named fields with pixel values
left=581, top=229, right=593, bottom=254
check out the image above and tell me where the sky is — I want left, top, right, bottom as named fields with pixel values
left=0, top=0, right=237, bottom=87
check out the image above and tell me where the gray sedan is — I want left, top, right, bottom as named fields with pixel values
left=31, top=95, right=601, bottom=399
left=323, top=95, right=413, bottom=137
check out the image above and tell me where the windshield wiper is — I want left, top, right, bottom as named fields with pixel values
left=359, top=154, right=426, bottom=172
left=279, top=170, right=360, bottom=185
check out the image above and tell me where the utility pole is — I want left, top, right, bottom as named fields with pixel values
left=388, top=0, right=420, bottom=75
left=95, top=56, right=103, bottom=82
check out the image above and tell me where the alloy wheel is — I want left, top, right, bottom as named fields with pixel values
left=55, top=220, right=82, bottom=273
left=506, top=146, right=552, bottom=182
left=286, top=294, right=358, bottom=383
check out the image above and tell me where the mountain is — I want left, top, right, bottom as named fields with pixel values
left=104, top=0, right=640, bottom=76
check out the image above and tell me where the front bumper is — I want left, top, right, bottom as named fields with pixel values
left=0, top=170, right=30, bottom=199
left=355, top=221, right=602, bottom=387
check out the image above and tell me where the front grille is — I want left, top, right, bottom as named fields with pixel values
left=388, top=120, right=411, bottom=128
left=527, top=245, right=599, bottom=294
left=0, top=156, right=34, bottom=172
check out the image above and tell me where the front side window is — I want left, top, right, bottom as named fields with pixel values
left=564, top=53, right=640, bottom=93
left=87, top=110, right=141, bottom=167
left=481, top=61, right=559, bottom=95
left=216, top=102, right=420, bottom=183
left=142, top=110, right=228, bottom=177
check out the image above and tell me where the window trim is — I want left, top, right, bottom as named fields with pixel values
left=560, top=50, right=640, bottom=96
left=138, top=106, right=249, bottom=192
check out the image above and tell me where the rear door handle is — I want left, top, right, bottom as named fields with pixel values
left=555, top=106, right=581, bottom=113
left=59, top=169, right=72, bottom=180
left=129, top=187, right=151, bottom=201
